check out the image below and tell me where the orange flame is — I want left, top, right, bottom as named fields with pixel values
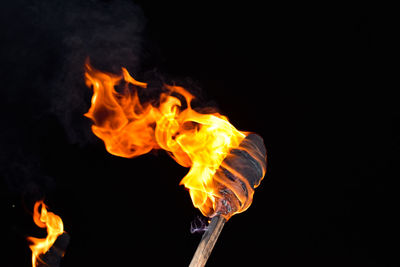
left=84, top=61, right=256, bottom=218
left=27, top=200, right=64, bottom=267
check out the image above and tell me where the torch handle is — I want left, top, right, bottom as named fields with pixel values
left=189, top=215, right=226, bottom=267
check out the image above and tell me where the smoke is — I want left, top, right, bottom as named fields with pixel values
left=47, top=0, right=146, bottom=144
left=0, top=0, right=145, bottom=198
left=0, top=0, right=217, bottom=201
left=190, top=216, right=209, bottom=234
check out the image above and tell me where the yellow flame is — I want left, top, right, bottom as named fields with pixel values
left=27, top=201, right=64, bottom=267
left=84, top=61, right=251, bottom=218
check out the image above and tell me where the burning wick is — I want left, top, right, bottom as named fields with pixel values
left=27, top=201, right=66, bottom=267
left=84, top=61, right=267, bottom=266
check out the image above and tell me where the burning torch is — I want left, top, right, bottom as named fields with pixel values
left=84, top=60, right=267, bottom=266
left=27, top=200, right=69, bottom=267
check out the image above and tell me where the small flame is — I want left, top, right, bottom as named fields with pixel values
left=27, top=200, right=64, bottom=267
left=84, top=61, right=258, bottom=219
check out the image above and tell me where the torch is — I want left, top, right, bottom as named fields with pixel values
left=84, top=61, right=267, bottom=266
left=189, top=133, right=266, bottom=266
left=27, top=200, right=70, bottom=267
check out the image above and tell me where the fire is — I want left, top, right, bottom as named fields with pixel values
left=27, top=200, right=64, bottom=267
left=84, top=61, right=261, bottom=219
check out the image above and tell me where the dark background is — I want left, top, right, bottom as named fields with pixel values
left=1, top=1, right=397, bottom=266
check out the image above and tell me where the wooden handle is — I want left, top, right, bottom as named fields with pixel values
left=189, top=216, right=226, bottom=267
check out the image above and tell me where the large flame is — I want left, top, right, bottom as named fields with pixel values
left=27, top=200, right=64, bottom=267
left=84, top=62, right=252, bottom=218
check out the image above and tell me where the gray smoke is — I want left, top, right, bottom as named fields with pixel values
left=48, top=0, right=146, bottom=144
left=0, top=0, right=217, bottom=201
left=0, top=0, right=145, bottom=198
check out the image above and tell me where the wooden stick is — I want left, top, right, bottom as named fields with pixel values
left=189, top=215, right=226, bottom=267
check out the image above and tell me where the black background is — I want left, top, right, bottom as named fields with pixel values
left=1, top=1, right=398, bottom=266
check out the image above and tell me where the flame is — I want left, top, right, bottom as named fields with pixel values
left=84, top=61, right=257, bottom=219
left=27, top=200, right=64, bottom=267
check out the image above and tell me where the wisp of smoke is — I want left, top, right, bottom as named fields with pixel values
left=190, top=216, right=209, bottom=234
